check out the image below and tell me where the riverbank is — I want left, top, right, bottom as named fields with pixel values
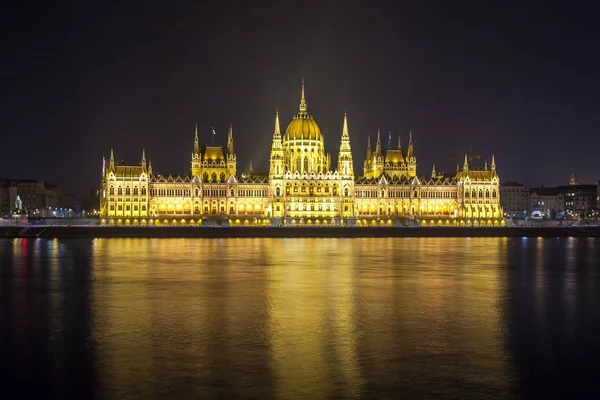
left=2, top=225, right=600, bottom=238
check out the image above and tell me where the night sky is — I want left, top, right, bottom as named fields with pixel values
left=2, top=1, right=599, bottom=196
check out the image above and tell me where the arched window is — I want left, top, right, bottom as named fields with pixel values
left=230, top=188, right=234, bottom=197
left=109, top=187, right=114, bottom=195
left=303, top=157, right=309, bottom=173
left=203, top=173, right=208, bottom=181
left=125, top=187, right=131, bottom=195
left=220, top=172, right=225, bottom=182
left=486, top=190, right=490, bottom=198
left=381, top=189, right=385, bottom=198
left=275, top=187, right=281, bottom=196
left=133, top=187, right=138, bottom=195
left=296, top=158, right=301, bottom=171
left=117, top=187, right=123, bottom=195
left=344, top=187, right=349, bottom=197
left=195, top=188, right=199, bottom=196
left=276, top=165, right=280, bottom=175
left=141, top=187, right=146, bottom=195
left=211, top=172, right=217, bottom=182
left=492, top=190, right=497, bottom=198
left=333, top=185, right=338, bottom=196
left=472, top=189, right=476, bottom=198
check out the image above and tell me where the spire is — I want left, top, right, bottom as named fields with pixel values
left=463, top=153, right=469, bottom=171
left=431, top=164, right=437, bottom=178
left=342, top=111, right=349, bottom=139
left=337, top=112, right=353, bottom=176
left=299, top=78, right=307, bottom=113
left=227, top=123, right=234, bottom=154
left=406, top=130, right=415, bottom=159
left=274, top=108, right=281, bottom=136
left=375, top=129, right=382, bottom=156
left=194, top=122, right=199, bottom=154
left=141, top=149, right=146, bottom=168
left=148, top=160, right=153, bottom=175
left=570, top=172, right=577, bottom=185
left=109, top=148, right=114, bottom=170
left=366, top=135, right=372, bottom=159
left=397, top=136, right=402, bottom=151
left=491, top=154, right=496, bottom=171
left=249, top=160, right=253, bottom=172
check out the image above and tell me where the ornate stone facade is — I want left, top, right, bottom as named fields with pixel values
left=100, top=82, right=503, bottom=226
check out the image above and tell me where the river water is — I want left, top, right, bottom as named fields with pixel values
left=1, top=237, right=600, bottom=399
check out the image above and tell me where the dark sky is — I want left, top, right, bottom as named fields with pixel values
left=2, top=0, right=599, bottom=196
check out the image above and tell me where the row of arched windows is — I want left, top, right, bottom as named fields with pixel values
left=202, top=172, right=227, bottom=182
left=464, top=189, right=497, bottom=198
left=109, top=186, right=147, bottom=196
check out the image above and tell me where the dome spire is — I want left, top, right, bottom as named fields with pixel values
left=299, top=78, right=307, bottom=114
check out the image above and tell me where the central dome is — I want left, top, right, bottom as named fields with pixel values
left=284, top=114, right=322, bottom=141
left=283, top=79, right=323, bottom=142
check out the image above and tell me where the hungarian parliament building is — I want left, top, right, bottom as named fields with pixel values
left=99, top=82, right=503, bottom=227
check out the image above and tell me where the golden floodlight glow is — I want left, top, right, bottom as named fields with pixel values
left=99, top=82, right=503, bottom=227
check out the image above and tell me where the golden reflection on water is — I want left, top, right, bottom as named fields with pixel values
left=87, top=237, right=516, bottom=397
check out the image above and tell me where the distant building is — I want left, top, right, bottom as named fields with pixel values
left=556, top=173, right=597, bottom=218
left=500, top=181, right=529, bottom=218
left=0, top=179, right=65, bottom=218
left=597, top=180, right=600, bottom=212
left=0, top=182, right=18, bottom=218
left=529, top=186, right=564, bottom=219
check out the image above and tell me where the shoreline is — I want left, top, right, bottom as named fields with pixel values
left=2, top=226, right=600, bottom=238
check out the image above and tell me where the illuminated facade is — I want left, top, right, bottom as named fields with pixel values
left=100, top=82, right=503, bottom=226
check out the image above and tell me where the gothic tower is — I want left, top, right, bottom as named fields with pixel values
left=191, top=123, right=201, bottom=177
left=337, top=112, right=354, bottom=177
left=226, top=123, right=237, bottom=176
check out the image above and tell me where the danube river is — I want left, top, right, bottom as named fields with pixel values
left=1, top=238, right=600, bottom=399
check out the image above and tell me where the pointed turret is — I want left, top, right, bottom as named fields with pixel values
left=109, top=148, right=115, bottom=170
left=431, top=164, right=437, bottom=178
left=569, top=172, right=577, bottom=185
left=194, top=122, right=200, bottom=154
left=397, top=136, right=402, bottom=151
left=366, top=135, right=372, bottom=159
left=299, top=78, right=307, bottom=114
left=227, top=123, right=234, bottom=154
left=269, top=108, right=285, bottom=176
left=249, top=160, right=253, bottom=173
left=375, top=129, right=382, bottom=156
left=337, top=112, right=354, bottom=176
left=463, top=153, right=469, bottom=172
left=491, top=154, right=496, bottom=172
left=274, top=108, right=281, bottom=137
left=406, top=130, right=414, bottom=159
left=141, top=148, right=146, bottom=163
left=191, top=123, right=201, bottom=176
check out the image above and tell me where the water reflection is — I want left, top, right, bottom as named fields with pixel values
left=1, top=237, right=600, bottom=398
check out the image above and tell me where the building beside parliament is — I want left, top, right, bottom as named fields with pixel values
left=99, top=82, right=503, bottom=227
